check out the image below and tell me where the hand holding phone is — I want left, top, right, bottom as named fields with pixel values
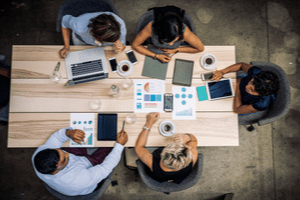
left=201, top=72, right=214, bottom=81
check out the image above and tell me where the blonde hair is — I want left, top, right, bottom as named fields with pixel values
left=161, top=143, right=193, bottom=170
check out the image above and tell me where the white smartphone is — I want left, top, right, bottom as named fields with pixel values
left=109, top=57, right=117, bottom=73
left=126, top=50, right=138, bottom=65
left=201, top=72, right=214, bottom=81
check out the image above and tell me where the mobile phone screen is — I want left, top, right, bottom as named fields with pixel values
left=164, top=95, right=173, bottom=111
left=204, top=73, right=214, bottom=80
left=109, top=58, right=117, bottom=72
left=126, top=51, right=137, bottom=64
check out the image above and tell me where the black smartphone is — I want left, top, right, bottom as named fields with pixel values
left=126, top=50, right=138, bottom=65
left=164, top=93, right=173, bottom=112
left=109, top=57, right=117, bottom=73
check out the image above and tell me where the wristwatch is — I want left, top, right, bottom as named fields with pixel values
left=143, top=126, right=151, bottom=131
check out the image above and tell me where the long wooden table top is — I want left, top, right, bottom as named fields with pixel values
left=8, top=45, right=238, bottom=148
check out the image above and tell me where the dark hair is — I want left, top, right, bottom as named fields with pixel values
left=152, top=12, right=184, bottom=44
left=253, top=71, right=280, bottom=96
left=88, top=14, right=121, bottom=43
left=34, top=149, right=60, bottom=174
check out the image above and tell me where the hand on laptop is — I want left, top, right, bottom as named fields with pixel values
left=59, top=46, right=70, bottom=58
left=117, top=130, right=128, bottom=146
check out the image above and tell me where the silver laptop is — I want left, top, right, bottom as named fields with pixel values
left=64, top=47, right=109, bottom=86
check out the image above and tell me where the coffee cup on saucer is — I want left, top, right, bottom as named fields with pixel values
left=117, top=60, right=133, bottom=76
left=159, top=120, right=176, bottom=137
left=200, top=54, right=217, bottom=70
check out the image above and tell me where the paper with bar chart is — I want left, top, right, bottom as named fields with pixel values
left=172, top=86, right=196, bottom=120
left=70, top=113, right=95, bottom=147
left=134, top=79, right=165, bottom=113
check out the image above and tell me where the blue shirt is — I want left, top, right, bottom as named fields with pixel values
left=32, top=128, right=124, bottom=196
left=239, top=66, right=276, bottom=111
left=62, top=12, right=127, bottom=45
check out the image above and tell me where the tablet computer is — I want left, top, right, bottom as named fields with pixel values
left=172, top=59, right=194, bottom=86
left=97, top=114, right=117, bottom=141
left=205, top=78, right=235, bottom=100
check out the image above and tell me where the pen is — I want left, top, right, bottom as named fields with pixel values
left=54, top=62, right=60, bottom=71
left=122, top=120, right=125, bottom=130
left=170, top=50, right=179, bottom=57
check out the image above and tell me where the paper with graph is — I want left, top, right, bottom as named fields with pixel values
left=70, top=113, right=95, bottom=147
left=172, top=86, right=196, bottom=120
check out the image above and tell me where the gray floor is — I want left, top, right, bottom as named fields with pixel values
left=1, top=0, right=300, bottom=199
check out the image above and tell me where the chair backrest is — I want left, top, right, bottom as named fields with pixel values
left=56, top=0, right=118, bottom=32
left=136, top=153, right=203, bottom=193
left=44, top=172, right=113, bottom=200
left=238, top=61, right=291, bottom=126
left=134, top=9, right=196, bottom=45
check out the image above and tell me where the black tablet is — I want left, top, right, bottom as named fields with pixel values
left=172, top=59, right=194, bottom=86
left=97, top=114, right=117, bottom=141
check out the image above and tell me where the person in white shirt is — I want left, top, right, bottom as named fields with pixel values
left=32, top=128, right=128, bottom=196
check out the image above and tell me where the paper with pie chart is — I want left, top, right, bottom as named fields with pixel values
left=134, top=79, right=165, bottom=113
left=70, top=113, right=95, bottom=147
left=172, top=86, right=196, bottom=120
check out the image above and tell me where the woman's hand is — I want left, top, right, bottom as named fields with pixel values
left=113, top=40, right=125, bottom=53
left=159, top=48, right=179, bottom=55
left=146, top=112, right=160, bottom=128
left=156, top=54, right=171, bottom=63
left=211, top=70, right=224, bottom=82
left=59, top=46, right=70, bottom=58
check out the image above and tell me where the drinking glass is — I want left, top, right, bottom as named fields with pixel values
left=125, top=114, right=137, bottom=124
left=89, top=99, right=101, bottom=110
left=50, top=71, right=62, bottom=83
left=109, top=85, right=121, bottom=97
left=122, top=78, right=133, bottom=89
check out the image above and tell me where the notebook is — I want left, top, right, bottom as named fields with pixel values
left=97, top=114, right=117, bottom=141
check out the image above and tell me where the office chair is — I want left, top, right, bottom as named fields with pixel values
left=135, top=8, right=196, bottom=45
left=136, top=153, right=203, bottom=194
left=238, top=61, right=291, bottom=131
left=56, top=0, right=119, bottom=32
left=44, top=171, right=113, bottom=200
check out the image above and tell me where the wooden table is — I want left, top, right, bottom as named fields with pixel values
left=8, top=45, right=238, bottom=147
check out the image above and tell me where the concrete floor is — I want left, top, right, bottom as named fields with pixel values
left=1, top=0, right=300, bottom=199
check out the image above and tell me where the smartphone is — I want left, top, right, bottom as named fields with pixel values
left=126, top=50, right=138, bottom=65
left=109, top=57, right=117, bottom=73
left=201, top=72, right=214, bottom=81
left=164, top=93, right=173, bottom=112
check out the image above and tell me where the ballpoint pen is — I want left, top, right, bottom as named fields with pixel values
left=170, top=50, right=179, bottom=57
left=122, top=120, right=125, bottom=130
left=54, top=62, right=60, bottom=71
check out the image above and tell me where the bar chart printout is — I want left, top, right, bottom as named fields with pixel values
left=70, top=113, right=95, bottom=147
left=172, top=86, right=197, bottom=120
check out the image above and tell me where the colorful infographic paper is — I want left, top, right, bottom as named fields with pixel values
left=70, top=113, right=95, bottom=147
left=172, top=86, right=196, bottom=120
left=134, top=79, right=165, bottom=113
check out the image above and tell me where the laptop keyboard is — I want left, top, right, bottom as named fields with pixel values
left=71, top=59, right=103, bottom=76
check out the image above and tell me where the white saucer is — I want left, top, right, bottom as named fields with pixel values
left=159, top=120, right=176, bottom=137
left=117, top=60, right=133, bottom=76
left=200, top=54, right=217, bottom=70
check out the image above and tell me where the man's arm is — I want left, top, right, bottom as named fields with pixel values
left=0, top=66, right=10, bottom=78
left=212, top=62, right=253, bottom=82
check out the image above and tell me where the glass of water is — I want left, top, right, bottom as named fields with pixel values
left=50, top=71, right=62, bottom=83
left=89, top=99, right=101, bottom=110
left=126, top=114, right=137, bottom=124
left=109, top=85, right=121, bottom=97
left=122, top=78, right=133, bottom=89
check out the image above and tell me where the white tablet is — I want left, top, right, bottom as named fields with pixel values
left=206, top=78, right=235, bottom=100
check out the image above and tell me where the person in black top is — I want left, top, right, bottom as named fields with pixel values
left=212, top=62, right=280, bottom=115
left=135, top=113, right=198, bottom=183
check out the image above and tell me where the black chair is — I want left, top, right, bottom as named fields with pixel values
left=56, top=0, right=119, bottom=32
left=136, top=153, right=203, bottom=193
left=134, top=9, right=196, bottom=45
left=238, top=61, right=291, bottom=131
left=44, top=171, right=113, bottom=200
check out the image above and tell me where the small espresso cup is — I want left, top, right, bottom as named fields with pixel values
left=121, top=64, right=129, bottom=72
left=205, top=57, right=213, bottom=65
left=163, top=123, right=173, bottom=133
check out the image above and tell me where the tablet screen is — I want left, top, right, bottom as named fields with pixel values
left=207, top=79, right=233, bottom=99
